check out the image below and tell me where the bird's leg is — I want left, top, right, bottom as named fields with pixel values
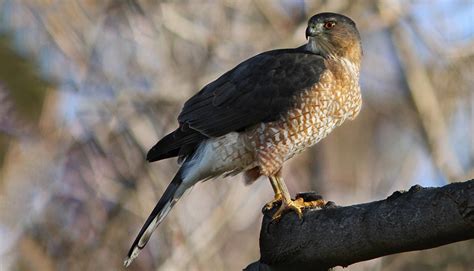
left=271, top=175, right=306, bottom=220
left=265, top=171, right=326, bottom=220
left=264, top=176, right=284, bottom=210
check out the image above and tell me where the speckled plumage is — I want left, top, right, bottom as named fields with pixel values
left=125, top=12, right=363, bottom=266
left=248, top=56, right=361, bottom=177
left=202, top=55, right=362, bottom=181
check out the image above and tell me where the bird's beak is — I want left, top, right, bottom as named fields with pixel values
left=305, top=25, right=321, bottom=40
left=306, top=24, right=323, bottom=39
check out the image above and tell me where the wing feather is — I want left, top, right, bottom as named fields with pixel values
left=178, top=48, right=326, bottom=137
left=148, top=48, right=326, bottom=163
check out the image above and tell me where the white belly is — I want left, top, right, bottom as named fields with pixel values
left=181, top=132, right=255, bottom=185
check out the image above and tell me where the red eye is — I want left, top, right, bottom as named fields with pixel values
left=324, top=21, right=336, bottom=29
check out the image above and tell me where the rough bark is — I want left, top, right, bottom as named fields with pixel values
left=244, top=180, right=474, bottom=271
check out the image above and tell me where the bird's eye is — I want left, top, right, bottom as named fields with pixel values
left=324, top=21, right=336, bottom=29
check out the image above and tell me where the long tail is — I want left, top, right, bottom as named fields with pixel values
left=124, top=169, right=186, bottom=267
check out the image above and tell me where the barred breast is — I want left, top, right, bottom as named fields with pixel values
left=246, top=57, right=361, bottom=176
left=184, top=57, right=361, bottom=183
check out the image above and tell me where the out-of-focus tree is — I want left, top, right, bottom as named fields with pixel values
left=0, top=1, right=472, bottom=270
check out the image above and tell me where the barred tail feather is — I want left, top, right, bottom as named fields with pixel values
left=124, top=170, right=185, bottom=267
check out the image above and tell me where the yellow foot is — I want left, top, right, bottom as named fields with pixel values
left=298, top=197, right=326, bottom=209
left=271, top=197, right=326, bottom=221
left=264, top=193, right=283, bottom=210
left=272, top=198, right=305, bottom=220
left=294, top=192, right=326, bottom=209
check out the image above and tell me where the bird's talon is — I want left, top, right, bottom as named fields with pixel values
left=264, top=193, right=283, bottom=210
left=303, top=199, right=326, bottom=209
left=270, top=197, right=327, bottom=220
left=271, top=198, right=306, bottom=220
left=295, top=193, right=326, bottom=208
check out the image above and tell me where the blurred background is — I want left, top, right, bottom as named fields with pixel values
left=0, top=0, right=473, bottom=270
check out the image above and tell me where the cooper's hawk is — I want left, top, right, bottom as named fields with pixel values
left=125, top=12, right=362, bottom=266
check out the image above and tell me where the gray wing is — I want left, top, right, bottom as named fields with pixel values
left=178, top=49, right=326, bottom=137
left=147, top=48, right=326, bottom=162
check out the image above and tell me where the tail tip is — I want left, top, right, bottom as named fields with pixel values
left=123, top=258, right=132, bottom=268
left=123, top=247, right=141, bottom=267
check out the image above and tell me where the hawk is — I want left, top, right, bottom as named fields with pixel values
left=125, top=12, right=362, bottom=266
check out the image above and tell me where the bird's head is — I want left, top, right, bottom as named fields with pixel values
left=305, top=13, right=362, bottom=64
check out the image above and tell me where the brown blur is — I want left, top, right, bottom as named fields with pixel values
left=0, top=1, right=473, bottom=270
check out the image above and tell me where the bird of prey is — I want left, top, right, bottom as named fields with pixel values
left=125, top=12, right=362, bottom=266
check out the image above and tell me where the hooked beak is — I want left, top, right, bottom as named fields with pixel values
left=306, top=24, right=322, bottom=40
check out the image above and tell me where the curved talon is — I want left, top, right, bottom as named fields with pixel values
left=272, top=198, right=305, bottom=220
left=265, top=193, right=283, bottom=210
left=271, top=197, right=326, bottom=220
left=266, top=173, right=326, bottom=220
left=300, top=198, right=326, bottom=209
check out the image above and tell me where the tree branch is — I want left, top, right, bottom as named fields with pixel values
left=245, top=180, right=474, bottom=271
